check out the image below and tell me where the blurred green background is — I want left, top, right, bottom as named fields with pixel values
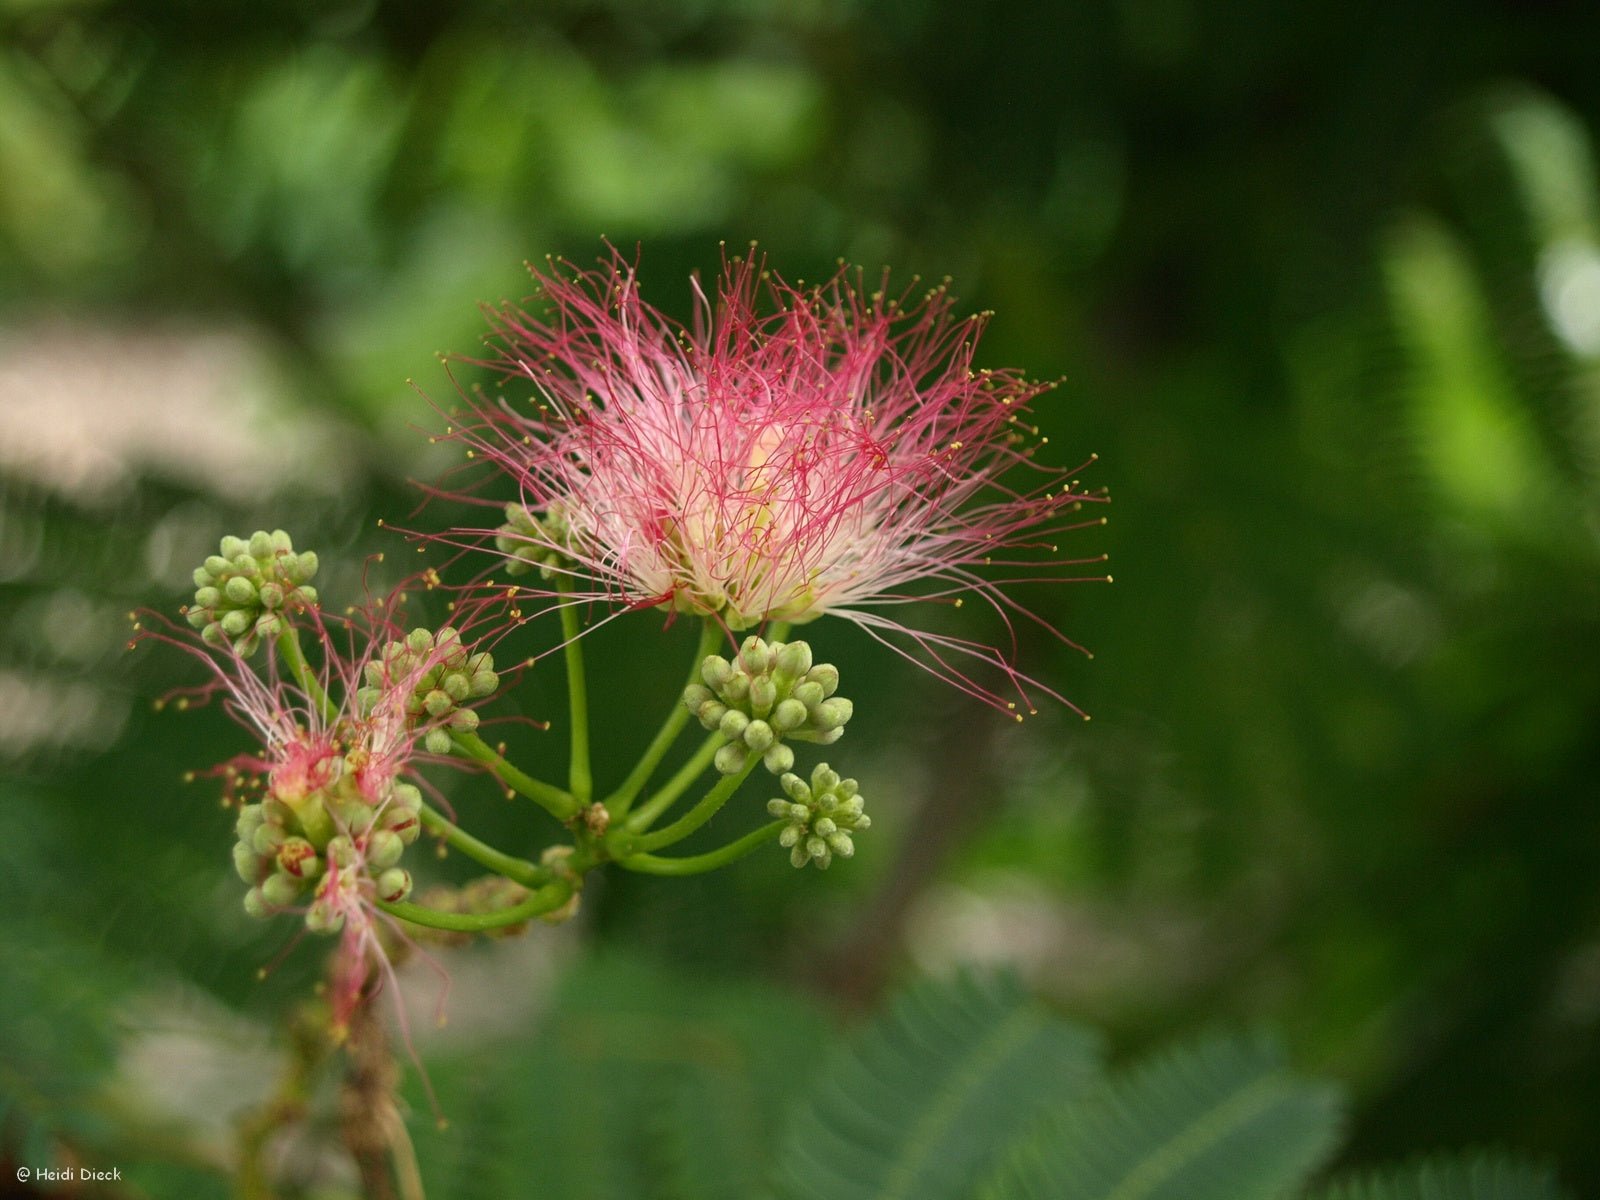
left=3, top=0, right=1599, bottom=1194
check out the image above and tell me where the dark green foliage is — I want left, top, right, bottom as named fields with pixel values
left=771, top=973, right=1103, bottom=1200
left=3, top=0, right=1599, bottom=1191
left=1311, top=1156, right=1570, bottom=1200
left=406, top=954, right=830, bottom=1200
left=981, top=1034, right=1342, bottom=1200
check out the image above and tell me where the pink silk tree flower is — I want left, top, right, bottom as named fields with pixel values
left=445, top=250, right=1108, bottom=715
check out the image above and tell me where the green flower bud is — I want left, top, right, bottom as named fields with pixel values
left=763, top=744, right=794, bottom=774
left=441, top=672, right=471, bottom=702
left=243, top=887, right=270, bottom=919
left=392, top=783, right=423, bottom=811
left=792, top=681, right=824, bottom=708
left=231, top=553, right=260, bottom=575
left=748, top=675, right=777, bottom=717
left=779, top=825, right=802, bottom=848
left=270, top=529, right=294, bottom=554
left=435, top=626, right=465, bottom=662
left=425, top=728, right=452, bottom=755
left=767, top=797, right=791, bottom=818
left=742, top=719, right=775, bottom=753
left=776, top=640, right=813, bottom=678
left=261, top=872, right=301, bottom=907
left=194, top=586, right=221, bottom=608
left=382, top=807, right=422, bottom=845
left=468, top=669, right=499, bottom=697
left=204, top=555, right=231, bottom=577
left=714, top=743, right=748, bottom=775
left=304, top=899, right=343, bottom=934
left=248, top=530, right=275, bottom=560
left=233, top=841, right=265, bottom=884
left=696, top=700, right=728, bottom=729
left=258, top=582, right=284, bottom=609
left=806, top=664, right=840, bottom=697
left=683, top=683, right=713, bottom=710
left=407, top=628, right=435, bottom=654
left=376, top=867, right=412, bottom=903
left=366, top=829, right=404, bottom=870
left=220, top=535, right=248, bottom=559
left=277, top=837, right=321, bottom=879
left=701, top=656, right=734, bottom=688
left=326, top=836, right=357, bottom=869
left=448, top=707, right=479, bottom=733
left=295, top=550, right=319, bottom=581
left=718, top=709, right=750, bottom=740
left=220, top=609, right=252, bottom=637
left=235, top=804, right=265, bottom=840
left=186, top=607, right=211, bottom=629
left=771, top=698, right=807, bottom=732
left=810, top=698, right=853, bottom=732
left=252, top=823, right=287, bottom=856
left=424, top=689, right=453, bottom=717
left=827, top=832, right=855, bottom=856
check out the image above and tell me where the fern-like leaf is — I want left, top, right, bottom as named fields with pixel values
left=770, top=972, right=1103, bottom=1200
left=981, top=1032, right=1343, bottom=1200
left=1310, top=1154, right=1570, bottom=1200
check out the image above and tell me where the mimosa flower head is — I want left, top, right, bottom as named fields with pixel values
left=445, top=249, right=1108, bottom=713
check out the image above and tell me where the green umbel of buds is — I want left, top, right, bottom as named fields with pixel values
left=235, top=774, right=423, bottom=929
left=356, top=626, right=499, bottom=754
left=188, top=530, right=319, bottom=656
left=768, top=763, right=870, bottom=870
left=683, top=638, right=853, bottom=776
left=495, top=501, right=570, bottom=578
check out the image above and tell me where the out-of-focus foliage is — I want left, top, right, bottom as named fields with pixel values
left=2, top=0, right=1599, bottom=1193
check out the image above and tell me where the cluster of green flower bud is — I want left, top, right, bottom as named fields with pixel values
left=768, top=763, right=870, bottom=870
left=357, top=626, right=499, bottom=754
left=233, top=772, right=423, bottom=931
left=683, top=637, right=853, bottom=776
left=410, top=876, right=534, bottom=946
left=188, top=530, right=319, bottom=655
left=495, top=501, right=570, bottom=578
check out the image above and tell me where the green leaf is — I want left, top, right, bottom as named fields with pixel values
left=771, top=972, right=1104, bottom=1200
left=409, top=952, right=829, bottom=1200
left=981, top=1032, right=1343, bottom=1200
left=1310, top=1155, right=1570, bottom=1200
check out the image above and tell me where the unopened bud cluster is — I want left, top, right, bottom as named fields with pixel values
left=357, top=626, right=499, bottom=754
left=496, top=502, right=570, bottom=578
left=233, top=767, right=423, bottom=931
left=188, top=530, right=319, bottom=655
left=411, top=875, right=534, bottom=945
left=683, top=638, right=852, bottom=776
left=769, top=763, right=870, bottom=869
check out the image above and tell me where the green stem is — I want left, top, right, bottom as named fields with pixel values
left=276, top=625, right=337, bottom=724
left=451, top=731, right=579, bottom=822
left=622, top=757, right=761, bottom=854
left=417, top=804, right=549, bottom=888
left=604, top=619, right=723, bottom=820
left=624, top=732, right=723, bottom=833
left=377, top=879, right=573, bottom=932
left=615, top=821, right=785, bottom=875
left=557, top=577, right=592, bottom=805
left=766, top=620, right=792, bottom=643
